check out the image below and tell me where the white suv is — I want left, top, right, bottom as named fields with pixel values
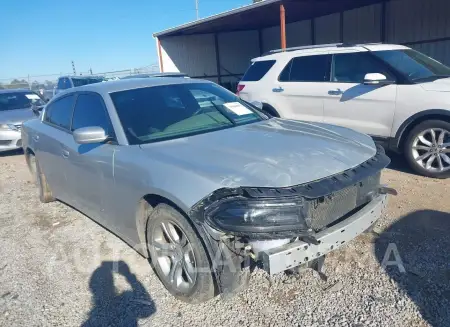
left=238, top=43, right=450, bottom=178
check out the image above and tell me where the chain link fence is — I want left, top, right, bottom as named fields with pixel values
left=0, top=64, right=160, bottom=92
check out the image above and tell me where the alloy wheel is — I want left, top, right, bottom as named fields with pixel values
left=152, top=221, right=197, bottom=293
left=412, top=128, right=450, bottom=172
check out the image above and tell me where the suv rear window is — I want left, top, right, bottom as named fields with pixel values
left=241, top=60, right=276, bottom=81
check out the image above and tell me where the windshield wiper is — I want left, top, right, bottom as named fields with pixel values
left=204, top=100, right=236, bottom=126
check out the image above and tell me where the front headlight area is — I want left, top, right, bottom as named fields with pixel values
left=205, top=196, right=309, bottom=234
left=0, top=124, right=18, bottom=131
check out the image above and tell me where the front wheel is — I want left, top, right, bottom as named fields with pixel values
left=404, top=120, right=450, bottom=178
left=146, top=204, right=215, bottom=303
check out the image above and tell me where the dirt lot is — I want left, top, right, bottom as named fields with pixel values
left=0, top=150, right=449, bottom=327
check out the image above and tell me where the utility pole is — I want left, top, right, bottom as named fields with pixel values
left=71, top=61, right=77, bottom=75
left=195, top=0, right=199, bottom=20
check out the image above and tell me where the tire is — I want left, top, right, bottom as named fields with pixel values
left=30, top=155, right=55, bottom=203
left=404, top=120, right=450, bottom=179
left=146, top=203, right=215, bottom=303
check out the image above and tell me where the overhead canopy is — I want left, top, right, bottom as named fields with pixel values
left=154, top=0, right=385, bottom=37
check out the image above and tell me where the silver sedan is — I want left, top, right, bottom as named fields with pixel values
left=22, top=78, right=393, bottom=303
left=0, top=89, right=44, bottom=152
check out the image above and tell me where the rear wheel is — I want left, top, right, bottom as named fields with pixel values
left=146, top=204, right=215, bottom=303
left=404, top=120, right=450, bottom=178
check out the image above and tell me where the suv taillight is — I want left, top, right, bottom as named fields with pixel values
left=236, top=84, right=245, bottom=95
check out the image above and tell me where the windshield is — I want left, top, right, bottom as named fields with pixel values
left=0, top=91, right=46, bottom=111
left=373, top=49, right=450, bottom=82
left=72, top=78, right=105, bottom=87
left=110, top=83, right=264, bottom=144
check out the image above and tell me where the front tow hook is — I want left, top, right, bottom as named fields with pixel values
left=378, top=186, right=398, bottom=196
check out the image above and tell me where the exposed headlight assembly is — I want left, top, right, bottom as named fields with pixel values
left=205, top=196, right=309, bottom=233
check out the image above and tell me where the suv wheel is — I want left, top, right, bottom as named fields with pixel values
left=404, top=120, right=450, bottom=178
left=146, top=204, right=215, bottom=303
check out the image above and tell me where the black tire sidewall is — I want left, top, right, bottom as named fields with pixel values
left=404, top=120, right=450, bottom=179
left=146, top=203, right=215, bottom=303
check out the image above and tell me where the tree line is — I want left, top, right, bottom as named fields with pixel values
left=0, top=79, right=56, bottom=91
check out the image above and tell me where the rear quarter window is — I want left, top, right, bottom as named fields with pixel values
left=241, top=60, right=276, bottom=81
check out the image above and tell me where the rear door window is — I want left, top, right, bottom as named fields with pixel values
left=57, top=78, right=65, bottom=89
left=279, top=54, right=332, bottom=82
left=57, top=78, right=71, bottom=90
left=241, top=60, right=276, bottom=81
left=44, top=94, right=75, bottom=130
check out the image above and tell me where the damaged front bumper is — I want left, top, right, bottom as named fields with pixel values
left=260, top=193, right=388, bottom=275
left=189, top=146, right=393, bottom=292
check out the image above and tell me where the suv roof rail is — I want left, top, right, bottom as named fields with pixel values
left=263, top=43, right=343, bottom=56
left=262, top=42, right=384, bottom=56
left=337, top=42, right=383, bottom=48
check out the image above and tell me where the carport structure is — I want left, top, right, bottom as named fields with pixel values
left=154, top=0, right=450, bottom=90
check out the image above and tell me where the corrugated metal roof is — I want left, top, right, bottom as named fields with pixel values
left=153, top=0, right=281, bottom=37
left=153, top=0, right=385, bottom=38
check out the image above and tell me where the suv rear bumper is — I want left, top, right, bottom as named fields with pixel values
left=260, top=193, right=388, bottom=275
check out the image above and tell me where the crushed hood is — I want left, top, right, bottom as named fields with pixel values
left=420, top=78, right=450, bottom=92
left=140, top=118, right=376, bottom=188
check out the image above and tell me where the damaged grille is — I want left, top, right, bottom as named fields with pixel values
left=305, top=172, right=381, bottom=231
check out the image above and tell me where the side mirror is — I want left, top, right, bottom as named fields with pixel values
left=364, top=73, right=395, bottom=85
left=73, top=127, right=108, bottom=144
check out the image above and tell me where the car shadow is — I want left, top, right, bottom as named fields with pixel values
left=374, top=210, right=450, bottom=326
left=339, top=84, right=385, bottom=102
left=0, top=149, right=23, bottom=157
left=385, top=151, right=416, bottom=175
left=81, top=261, right=155, bottom=327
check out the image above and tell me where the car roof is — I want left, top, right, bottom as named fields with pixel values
left=121, top=72, right=188, bottom=79
left=0, top=88, right=34, bottom=94
left=55, top=77, right=211, bottom=96
left=58, top=75, right=105, bottom=80
left=254, top=43, right=411, bottom=61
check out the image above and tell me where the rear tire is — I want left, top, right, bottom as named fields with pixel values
left=30, top=155, right=55, bottom=203
left=146, top=204, right=215, bottom=303
left=404, top=120, right=450, bottom=179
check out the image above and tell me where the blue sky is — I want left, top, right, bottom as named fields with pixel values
left=0, top=0, right=251, bottom=81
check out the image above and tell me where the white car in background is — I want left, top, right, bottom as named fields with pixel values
left=238, top=43, right=450, bottom=178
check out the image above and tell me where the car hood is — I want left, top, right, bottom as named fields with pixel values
left=0, top=108, right=36, bottom=124
left=420, top=78, right=450, bottom=92
left=140, top=118, right=376, bottom=188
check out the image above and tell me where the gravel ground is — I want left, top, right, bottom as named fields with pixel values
left=0, top=150, right=449, bottom=327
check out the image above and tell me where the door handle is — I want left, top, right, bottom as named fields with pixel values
left=272, top=87, right=284, bottom=93
left=328, top=89, right=343, bottom=95
left=32, top=135, right=39, bottom=142
left=62, top=149, right=70, bottom=159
